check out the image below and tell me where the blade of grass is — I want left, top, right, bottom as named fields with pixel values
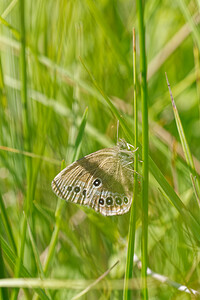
left=72, top=107, right=88, bottom=162
left=149, top=157, right=200, bottom=242
left=71, top=260, right=119, bottom=300
left=12, top=0, right=32, bottom=299
left=123, top=28, right=138, bottom=300
left=0, top=16, right=20, bottom=40
left=27, top=222, right=46, bottom=279
left=0, top=241, right=9, bottom=300
left=177, top=0, right=200, bottom=51
left=165, top=73, right=200, bottom=207
left=0, top=192, right=17, bottom=253
left=0, top=145, right=60, bottom=165
left=147, top=13, right=200, bottom=80
left=1, top=0, right=18, bottom=19
left=137, top=0, right=149, bottom=298
left=27, top=222, right=53, bottom=300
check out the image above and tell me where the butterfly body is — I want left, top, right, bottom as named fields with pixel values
left=52, top=139, right=136, bottom=216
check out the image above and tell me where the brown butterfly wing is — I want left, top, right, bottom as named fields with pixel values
left=52, top=147, right=134, bottom=216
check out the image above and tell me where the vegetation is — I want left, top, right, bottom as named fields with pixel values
left=0, top=0, right=200, bottom=299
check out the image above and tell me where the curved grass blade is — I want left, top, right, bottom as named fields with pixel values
left=71, top=260, right=119, bottom=300
left=166, top=73, right=200, bottom=207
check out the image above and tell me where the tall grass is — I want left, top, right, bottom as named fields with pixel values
left=136, top=0, right=149, bottom=298
left=0, top=0, right=200, bottom=299
left=123, top=29, right=138, bottom=300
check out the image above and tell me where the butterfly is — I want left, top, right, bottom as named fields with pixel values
left=51, top=139, right=137, bottom=216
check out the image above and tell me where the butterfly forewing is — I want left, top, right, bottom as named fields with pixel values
left=52, top=143, right=134, bottom=216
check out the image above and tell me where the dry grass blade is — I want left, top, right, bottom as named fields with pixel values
left=71, top=260, right=120, bottom=300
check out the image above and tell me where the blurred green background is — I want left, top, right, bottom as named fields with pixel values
left=0, top=0, right=200, bottom=299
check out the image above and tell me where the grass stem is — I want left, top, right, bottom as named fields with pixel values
left=123, top=28, right=138, bottom=300
left=136, top=0, right=149, bottom=298
left=12, top=0, right=32, bottom=299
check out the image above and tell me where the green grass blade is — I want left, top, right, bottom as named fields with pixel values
left=27, top=222, right=45, bottom=279
left=0, top=192, right=17, bottom=254
left=177, top=0, right=200, bottom=51
left=0, top=241, right=9, bottom=300
left=123, top=28, right=138, bottom=300
left=0, top=16, right=20, bottom=40
left=166, top=73, right=200, bottom=206
left=149, top=157, right=200, bottom=241
left=72, top=107, right=88, bottom=162
left=12, top=0, right=32, bottom=299
left=27, top=222, right=53, bottom=300
left=137, top=0, right=149, bottom=298
left=1, top=0, right=18, bottom=19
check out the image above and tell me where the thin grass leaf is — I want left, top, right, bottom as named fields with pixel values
left=0, top=192, right=17, bottom=254
left=137, top=0, right=149, bottom=298
left=147, top=13, right=200, bottom=80
left=12, top=0, right=32, bottom=298
left=1, top=0, right=18, bottom=19
left=123, top=28, right=138, bottom=300
left=42, top=160, right=67, bottom=278
left=27, top=222, right=53, bottom=300
left=0, top=241, right=9, bottom=300
left=0, top=16, right=20, bottom=40
left=72, top=107, right=88, bottom=162
left=33, top=201, right=55, bottom=225
left=149, top=157, right=200, bottom=242
left=177, top=0, right=200, bottom=51
left=71, top=260, right=119, bottom=300
left=0, top=146, right=60, bottom=165
left=27, top=222, right=45, bottom=279
left=166, top=73, right=200, bottom=207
